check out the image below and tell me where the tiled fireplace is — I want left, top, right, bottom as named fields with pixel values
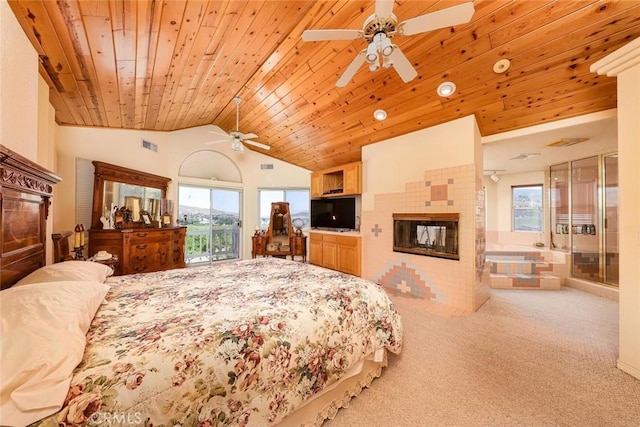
left=393, top=213, right=459, bottom=260
left=361, top=163, right=489, bottom=314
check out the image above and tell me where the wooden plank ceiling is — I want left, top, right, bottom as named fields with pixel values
left=8, top=0, right=640, bottom=171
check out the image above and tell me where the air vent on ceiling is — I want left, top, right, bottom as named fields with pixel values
left=260, top=163, right=274, bottom=170
left=546, top=137, right=590, bottom=148
left=510, top=152, right=540, bottom=160
left=141, top=139, right=158, bottom=152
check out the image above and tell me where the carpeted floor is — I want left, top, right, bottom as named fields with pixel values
left=326, top=287, right=640, bottom=426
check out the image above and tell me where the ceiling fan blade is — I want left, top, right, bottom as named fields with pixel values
left=241, top=132, right=258, bottom=140
left=302, top=29, right=363, bottom=42
left=336, top=49, right=367, bottom=87
left=375, top=0, right=395, bottom=18
left=389, top=47, right=418, bottom=83
left=243, top=140, right=271, bottom=150
left=400, top=2, right=475, bottom=36
left=208, top=130, right=229, bottom=137
left=204, top=139, right=230, bottom=145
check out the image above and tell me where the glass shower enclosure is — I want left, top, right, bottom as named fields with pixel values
left=549, top=154, right=618, bottom=286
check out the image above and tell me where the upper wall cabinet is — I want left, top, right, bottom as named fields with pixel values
left=311, top=161, right=362, bottom=198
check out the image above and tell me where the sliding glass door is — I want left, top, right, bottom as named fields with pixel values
left=178, top=185, right=242, bottom=264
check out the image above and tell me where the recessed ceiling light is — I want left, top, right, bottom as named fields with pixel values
left=437, top=81, right=456, bottom=97
left=493, top=58, right=511, bottom=74
left=374, top=109, right=387, bottom=121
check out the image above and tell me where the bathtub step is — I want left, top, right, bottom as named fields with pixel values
left=490, top=273, right=561, bottom=290
left=486, top=249, right=565, bottom=290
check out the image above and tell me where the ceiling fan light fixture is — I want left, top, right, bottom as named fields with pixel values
left=374, top=109, right=387, bottom=121
left=369, top=61, right=381, bottom=72
left=382, top=55, right=394, bottom=68
left=366, top=41, right=378, bottom=63
left=379, top=34, right=394, bottom=57
left=437, top=81, right=457, bottom=97
left=231, top=139, right=244, bottom=152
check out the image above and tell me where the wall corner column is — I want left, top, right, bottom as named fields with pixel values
left=591, top=37, right=640, bottom=380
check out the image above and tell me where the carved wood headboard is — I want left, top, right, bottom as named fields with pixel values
left=1, top=144, right=61, bottom=290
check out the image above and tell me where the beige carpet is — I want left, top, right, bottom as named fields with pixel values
left=326, top=287, right=640, bottom=426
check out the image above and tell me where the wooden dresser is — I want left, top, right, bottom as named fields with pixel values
left=89, top=227, right=186, bottom=276
left=251, top=201, right=307, bottom=262
left=252, top=233, right=307, bottom=262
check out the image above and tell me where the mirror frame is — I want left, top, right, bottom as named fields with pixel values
left=91, top=161, right=171, bottom=230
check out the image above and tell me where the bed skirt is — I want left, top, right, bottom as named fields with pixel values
left=279, top=349, right=388, bottom=426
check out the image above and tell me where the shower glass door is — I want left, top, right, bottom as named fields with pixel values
left=570, top=156, right=600, bottom=282
left=603, top=154, right=619, bottom=285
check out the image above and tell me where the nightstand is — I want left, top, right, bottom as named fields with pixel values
left=90, top=255, right=120, bottom=272
left=291, top=234, right=307, bottom=262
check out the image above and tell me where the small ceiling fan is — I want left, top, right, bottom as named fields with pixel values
left=207, top=96, right=270, bottom=152
left=301, top=0, right=475, bottom=87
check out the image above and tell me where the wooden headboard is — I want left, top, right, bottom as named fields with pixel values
left=1, top=144, right=61, bottom=290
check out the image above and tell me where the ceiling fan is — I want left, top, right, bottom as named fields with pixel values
left=207, top=96, right=270, bottom=152
left=301, top=0, right=475, bottom=87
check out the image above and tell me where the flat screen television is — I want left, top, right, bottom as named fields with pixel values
left=310, top=197, right=356, bottom=230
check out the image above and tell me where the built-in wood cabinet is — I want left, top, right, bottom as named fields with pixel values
left=89, top=227, right=186, bottom=276
left=309, top=231, right=361, bottom=276
left=311, top=161, right=362, bottom=198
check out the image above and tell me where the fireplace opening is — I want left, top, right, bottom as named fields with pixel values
left=393, top=213, right=459, bottom=260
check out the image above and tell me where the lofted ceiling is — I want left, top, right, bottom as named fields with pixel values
left=8, top=0, right=640, bottom=171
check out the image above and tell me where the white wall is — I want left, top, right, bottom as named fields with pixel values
left=1, top=2, right=58, bottom=263
left=0, top=1, right=39, bottom=157
left=591, top=37, right=640, bottom=380
left=615, top=52, right=640, bottom=380
left=54, top=124, right=311, bottom=259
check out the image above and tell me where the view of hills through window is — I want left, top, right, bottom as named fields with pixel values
left=513, top=185, right=543, bottom=232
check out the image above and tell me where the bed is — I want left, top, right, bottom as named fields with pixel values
left=1, top=146, right=403, bottom=426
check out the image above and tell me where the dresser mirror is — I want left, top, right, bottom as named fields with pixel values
left=267, top=202, right=293, bottom=250
left=91, top=161, right=171, bottom=229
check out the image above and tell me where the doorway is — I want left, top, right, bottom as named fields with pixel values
left=178, top=185, right=242, bottom=264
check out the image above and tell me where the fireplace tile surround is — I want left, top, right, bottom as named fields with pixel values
left=361, top=163, right=489, bottom=313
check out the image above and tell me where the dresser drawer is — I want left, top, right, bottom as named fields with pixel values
left=129, top=230, right=171, bottom=243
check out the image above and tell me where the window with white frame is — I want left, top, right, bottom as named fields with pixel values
left=512, top=185, right=543, bottom=232
left=258, top=189, right=310, bottom=230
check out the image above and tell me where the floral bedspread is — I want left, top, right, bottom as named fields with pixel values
left=32, top=257, right=402, bottom=427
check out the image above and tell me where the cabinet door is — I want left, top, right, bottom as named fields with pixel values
left=311, top=172, right=323, bottom=198
left=337, top=244, right=359, bottom=275
left=309, top=236, right=323, bottom=265
left=342, top=163, right=362, bottom=195
left=322, top=242, right=338, bottom=270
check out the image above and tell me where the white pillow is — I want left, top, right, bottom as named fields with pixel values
left=14, top=261, right=113, bottom=286
left=0, top=280, right=110, bottom=426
